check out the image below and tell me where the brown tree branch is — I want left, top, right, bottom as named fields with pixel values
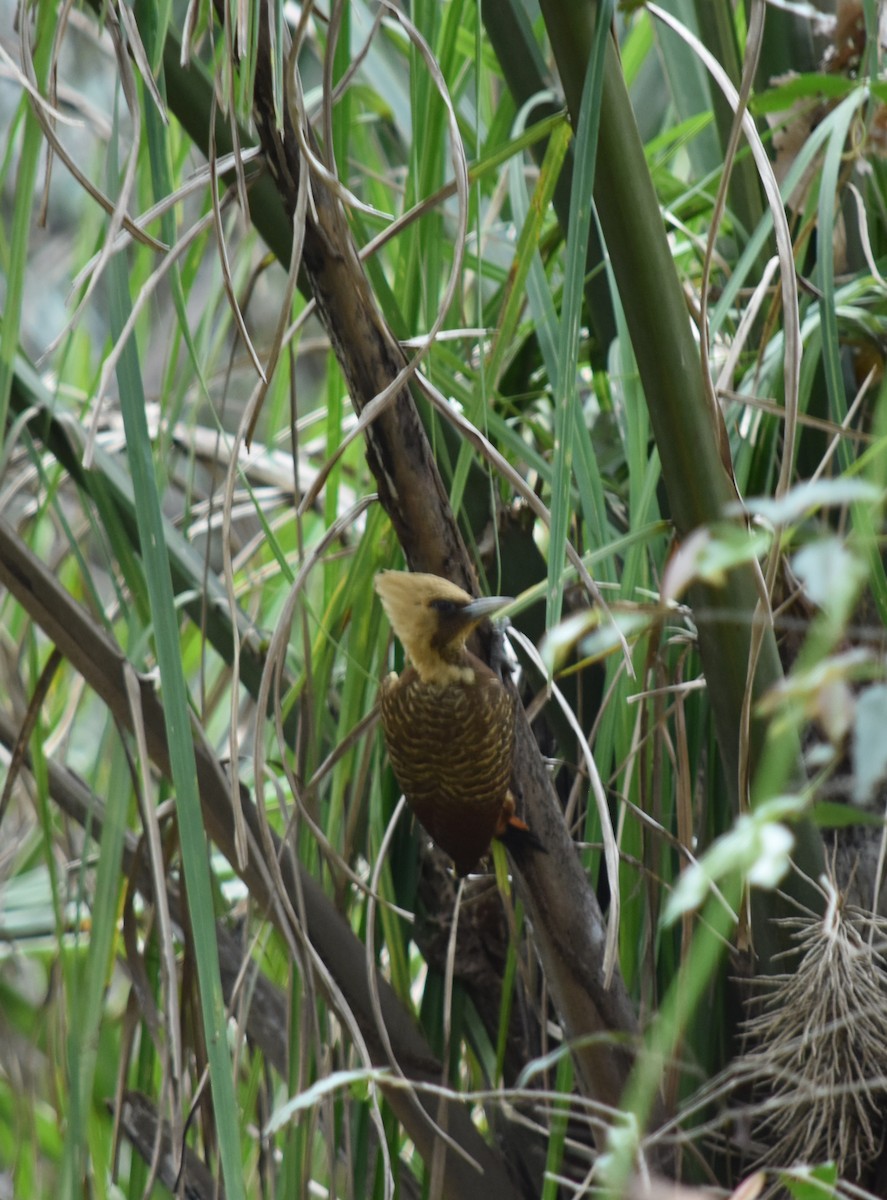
left=249, top=12, right=471, bottom=590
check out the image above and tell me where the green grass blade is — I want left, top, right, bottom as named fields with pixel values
left=0, top=1, right=54, bottom=453
left=106, top=125, right=246, bottom=1200
left=546, top=0, right=614, bottom=630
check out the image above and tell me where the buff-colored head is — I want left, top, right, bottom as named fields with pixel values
left=374, top=570, right=511, bottom=683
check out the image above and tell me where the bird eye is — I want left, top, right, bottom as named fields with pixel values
left=430, top=598, right=459, bottom=615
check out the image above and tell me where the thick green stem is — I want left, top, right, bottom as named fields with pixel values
left=537, top=3, right=824, bottom=936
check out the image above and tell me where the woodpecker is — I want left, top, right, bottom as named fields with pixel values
left=374, top=569, right=536, bottom=876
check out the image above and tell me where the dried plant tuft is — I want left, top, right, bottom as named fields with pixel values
left=737, top=880, right=887, bottom=1180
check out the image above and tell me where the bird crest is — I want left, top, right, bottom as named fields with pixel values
left=374, top=570, right=509, bottom=684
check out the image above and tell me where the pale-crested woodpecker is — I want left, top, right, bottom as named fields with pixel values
left=375, top=570, right=537, bottom=876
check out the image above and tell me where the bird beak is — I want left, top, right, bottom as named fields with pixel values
left=461, top=595, right=513, bottom=622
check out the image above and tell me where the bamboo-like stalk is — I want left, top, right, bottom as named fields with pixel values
left=536, top=3, right=824, bottom=936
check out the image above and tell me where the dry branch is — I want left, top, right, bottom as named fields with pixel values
left=235, top=2, right=645, bottom=1128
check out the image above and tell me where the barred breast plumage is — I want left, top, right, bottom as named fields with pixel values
left=379, top=657, right=516, bottom=876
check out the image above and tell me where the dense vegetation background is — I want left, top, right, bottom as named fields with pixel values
left=1, top=1, right=886, bottom=1198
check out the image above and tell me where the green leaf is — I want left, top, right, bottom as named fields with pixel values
left=540, top=607, right=651, bottom=675
left=741, top=478, right=882, bottom=525
left=810, top=801, right=885, bottom=829
left=792, top=537, right=867, bottom=616
left=750, top=72, right=858, bottom=114
left=781, top=1161, right=839, bottom=1200
left=661, top=524, right=772, bottom=602
left=661, top=796, right=804, bottom=928
left=852, top=684, right=887, bottom=807
left=265, top=1068, right=392, bottom=1136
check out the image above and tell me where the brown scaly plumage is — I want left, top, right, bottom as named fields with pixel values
left=374, top=570, right=535, bottom=876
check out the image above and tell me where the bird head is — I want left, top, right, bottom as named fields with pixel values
left=374, top=570, right=512, bottom=683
